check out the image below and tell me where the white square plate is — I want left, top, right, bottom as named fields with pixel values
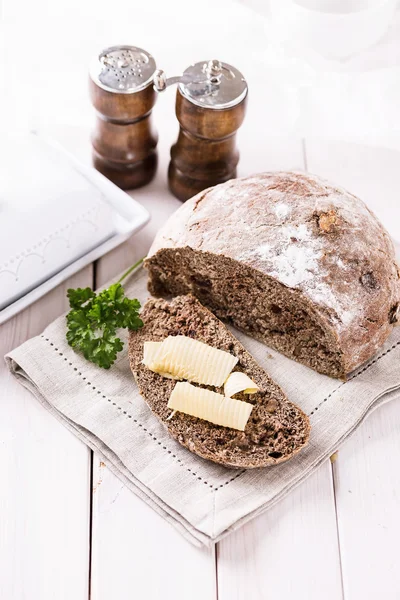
left=0, top=133, right=149, bottom=325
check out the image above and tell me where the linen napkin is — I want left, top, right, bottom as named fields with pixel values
left=5, top=266, right=400, bottom=547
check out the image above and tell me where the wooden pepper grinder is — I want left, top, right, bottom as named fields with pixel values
left=89, top=45, right=158, bottom=190
left=154, top=59, right=248, bottom=201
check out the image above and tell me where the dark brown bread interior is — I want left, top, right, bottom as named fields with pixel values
left=129, top=295, right=310, bottom=469
left=147, top=249, right=346, bottom=378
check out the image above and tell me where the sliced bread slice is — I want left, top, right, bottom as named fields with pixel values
left=129, top=295, right=310, bottom=468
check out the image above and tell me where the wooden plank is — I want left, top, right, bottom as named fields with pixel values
left=332, top=400, right=400, bottom=600
left=218, top=463, right=343, bottom=600
left=0, top=266, right=92, bottom=600
left=216, top=137, right=343, bottom=599
left=306, top=138, right=400, bottom=599
left=90, top=457, right=216, bottom=600
left=91, top=236, right=216, bottom=600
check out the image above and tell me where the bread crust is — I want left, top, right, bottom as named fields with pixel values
left=146, top=172, right=400, bottom=374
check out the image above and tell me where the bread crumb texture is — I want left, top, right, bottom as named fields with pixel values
left=129, top=295, right=310, bottom=469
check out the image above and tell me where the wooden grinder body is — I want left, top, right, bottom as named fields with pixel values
left=169, top=90, right=247, bottom=202
left=90, top=80, right=158, bottom=190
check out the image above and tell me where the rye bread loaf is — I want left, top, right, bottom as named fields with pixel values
left=145, top=171, right=400, bottom=379
left=129, top=295, right=310, bottom=468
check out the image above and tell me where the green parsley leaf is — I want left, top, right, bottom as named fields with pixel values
left=65, top=260, right=144, bottom=369
left=67, top=287, right=96, bottom=309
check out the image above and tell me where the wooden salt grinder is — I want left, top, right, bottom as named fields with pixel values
left=154, top=59, right=248, bottom=201
left=89, top=45, right=158, bottom=190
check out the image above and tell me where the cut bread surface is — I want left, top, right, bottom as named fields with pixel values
left=129, top=294, right=310, bottom=469
left=147, top=249, right=347, bottom=378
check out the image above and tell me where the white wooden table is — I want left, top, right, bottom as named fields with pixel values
left=2, top=0, right=400, bottom=596
left=1, top=136, right=400, bottom=600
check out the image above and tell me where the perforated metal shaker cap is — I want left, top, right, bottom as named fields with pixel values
left=89, top=45, right=156, bottom=94
left=179, top=59, right=247, bottom=110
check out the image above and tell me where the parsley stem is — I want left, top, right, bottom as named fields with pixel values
left=116, top=258, right=144, bottom=285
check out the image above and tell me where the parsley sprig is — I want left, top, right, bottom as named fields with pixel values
left=66, top=259, right=144, bottom=369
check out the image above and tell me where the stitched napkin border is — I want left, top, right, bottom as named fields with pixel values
left=6, top=268, right=400, bottom=546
